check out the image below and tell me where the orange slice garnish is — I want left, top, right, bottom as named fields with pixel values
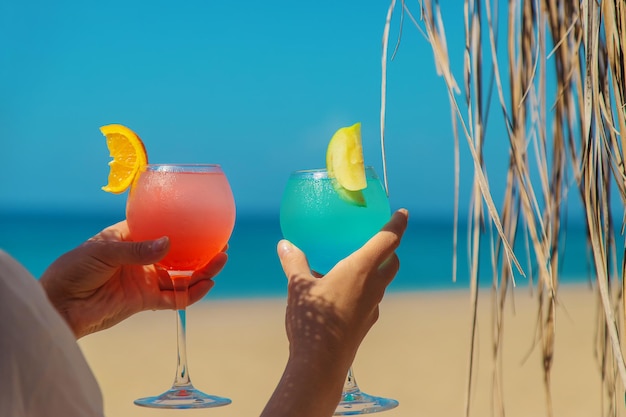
left=99, top=124, right=148, bottom=194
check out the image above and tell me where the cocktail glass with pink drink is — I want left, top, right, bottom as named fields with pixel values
left=126, top=164, right=235, bottom=409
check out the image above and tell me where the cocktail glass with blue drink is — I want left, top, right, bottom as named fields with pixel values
left=279, top=166, right=398, bottom=415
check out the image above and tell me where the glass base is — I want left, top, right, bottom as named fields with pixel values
left=334, top=390, right=399, bottom=415
left=134, top=386, right=232, bottom=409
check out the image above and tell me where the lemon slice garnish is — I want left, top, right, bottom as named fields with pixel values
left=326, top=122, right=366, bottom=206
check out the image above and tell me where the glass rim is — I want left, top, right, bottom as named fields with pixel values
left=144, top=163, right=223, bottom=172
left=290, top=166, right=378, bottom=178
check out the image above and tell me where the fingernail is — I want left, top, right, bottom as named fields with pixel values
left=278, top=239, right=293, bottom=254
left=152, top=236, right=169, bottom=252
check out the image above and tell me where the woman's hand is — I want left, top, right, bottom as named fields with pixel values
left=40, top=220, right=227, bottom=339
left=262, top=208, right=408, bottom=417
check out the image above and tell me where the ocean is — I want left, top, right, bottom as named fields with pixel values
left=0, top=210, right=597, bottom=300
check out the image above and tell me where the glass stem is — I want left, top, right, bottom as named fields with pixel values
left=170, top=271, right=193, bottom=388
left=343, top=366, right=360, bottom=393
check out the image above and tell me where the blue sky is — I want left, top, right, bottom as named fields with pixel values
left=1, top=1, right=525, bottom=220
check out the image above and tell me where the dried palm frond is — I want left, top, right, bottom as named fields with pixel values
left=381, top=0, right=626, bottom=416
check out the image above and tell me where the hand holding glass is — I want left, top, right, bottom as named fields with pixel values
left=126, top=164, right=236, bottom=409
left=279, top=167, right=398, bottom=415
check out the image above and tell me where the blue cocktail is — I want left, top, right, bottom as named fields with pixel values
left=279, top=166, right=398, bottom=415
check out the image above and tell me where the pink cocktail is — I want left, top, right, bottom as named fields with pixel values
left=126, top=164, right=235, bottom=409
left=127, top=165, right=235, bottom=272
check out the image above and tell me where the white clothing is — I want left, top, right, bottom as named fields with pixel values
left=0, top=250, right=104, bottom=417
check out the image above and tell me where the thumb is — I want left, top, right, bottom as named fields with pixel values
left=277, top=240, right=311, bottom=280
left=89, top=236, right=170, bottom=267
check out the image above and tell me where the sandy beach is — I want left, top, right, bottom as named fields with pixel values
left=79, top=284, right=622, bottom=417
